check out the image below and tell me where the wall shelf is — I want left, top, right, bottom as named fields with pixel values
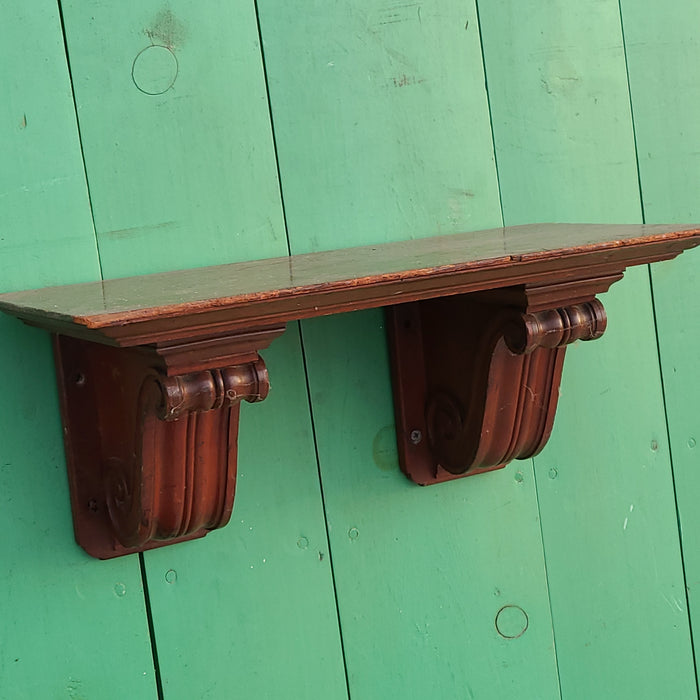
left=0, top=223, right=698, bottom=558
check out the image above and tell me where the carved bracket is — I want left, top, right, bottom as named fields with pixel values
left=387, top=286, right=607, bottom=485
left=0, top=223, right=698, bottom=557
left=54, top=332, right=280, bottom=559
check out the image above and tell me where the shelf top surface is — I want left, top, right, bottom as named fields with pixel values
left=1, top=223, right=699, bottom=334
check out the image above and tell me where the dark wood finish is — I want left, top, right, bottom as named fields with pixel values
left=0, top=223, right=698, bottom=557
left=0, top=223, right=698, bottom=349
left=387, top=283, right=607, bottom=485
left=54, top=330, right=282, bottom=559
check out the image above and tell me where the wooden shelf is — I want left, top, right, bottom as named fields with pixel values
left=1, top=223, right=698, bottom=558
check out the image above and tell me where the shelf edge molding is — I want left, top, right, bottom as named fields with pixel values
left=0, top=223, right=698, bottom=558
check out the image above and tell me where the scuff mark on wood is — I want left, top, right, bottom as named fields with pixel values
left=392, top=74, right=425, bottom=88
left=145, top=7, right=187, bottom=49
left=104, top=220, right=178, bottom=239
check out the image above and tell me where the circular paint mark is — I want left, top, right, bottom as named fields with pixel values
left=548, top=467, right=558, bottom=480
left=297, top=536, right=309, bottom=550
left=689, top=438, right=697, bottom=449
left=114, top=583, right=127, bottom=597
left=132, top=45, right=178, bottom=95
left=348, top=527, right=360, bottom=540
left=165, top=569, right=177, bottom=584
left=495, top=605, right=529, bottom=639
left=372, top=425, right=399, bottom=472
left=514, top=471, right=524, bottom=484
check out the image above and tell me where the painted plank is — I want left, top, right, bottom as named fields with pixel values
left=0, top=6, right=97, bottom=291
left=58, top=2, right=348, bottom=696
left=620, top=0, right=700, bottom=677
left=258, top=0, right=501, bottom=253
left=479, top=0, right=641, bottom=224
left=258, top=1, right=561, bottom=697
left=0, top=4, right=156, bottom=698
left=478, top=1, right=696, bottom=697
left=60, top=0, right=287, bottom=277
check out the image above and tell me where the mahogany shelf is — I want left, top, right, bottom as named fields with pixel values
left=1, top=223, right=698, bottom=558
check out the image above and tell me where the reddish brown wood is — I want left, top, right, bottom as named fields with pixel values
left=387, top=283, right=607, bottom=484
left=0, top=224, right=699, bottom=557
left=54, top=331, right=281, bottom=559
left=0, top=224, right=698, bottom=348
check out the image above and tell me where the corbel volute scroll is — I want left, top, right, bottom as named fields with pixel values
left=387, top=283, right=609, bottom=486
left=54, top=329, right=283, bottom=559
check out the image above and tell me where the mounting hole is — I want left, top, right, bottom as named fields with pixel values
left=73, top=372, right=86, bottom=387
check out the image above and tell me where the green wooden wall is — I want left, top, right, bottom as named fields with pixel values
left=1, top=2, right=699, bottom=698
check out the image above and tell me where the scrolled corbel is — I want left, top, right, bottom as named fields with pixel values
left=105, top=360, right=269, bottom=552
left=54, top=335, right=274, bottom=559
left=388, top=292, right=609, bottom=485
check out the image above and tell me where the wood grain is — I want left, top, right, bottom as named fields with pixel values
left=0, top=224, right=697, bottom=345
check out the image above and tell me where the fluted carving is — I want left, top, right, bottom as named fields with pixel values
left=502, top=300, right=607, bottom=354
left=388, top=292, right=608, bottom=485
left=105, top=361, right=268, bottom=550
left=54, top=335, right=274, bottom=559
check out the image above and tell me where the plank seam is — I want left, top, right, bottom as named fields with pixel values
left=252, top=0, right=293, bottom=258
left=55, top=0, right=105, bottom=281
left=619, top=0, right=700, bottom=691
left=530, top=459, right=564, bottom=700
left=473, top=0, right=505, bottom=227
left=296, top=321, right=353, bottom=700
left=646, top=264, right=700, bottom=697
left=616, top=0, right=646, bottom=226
left=139, top=553, right=165, bottom=700
left=253, top=3, right=352, bottom=695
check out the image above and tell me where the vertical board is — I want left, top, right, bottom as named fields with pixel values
left=259, top=2, right=561, bottom=697
left=620, top=0, right=700, bottom=678
left=0, top=4, right=157, bottom=699
left=259, top=0, right=501, bottom=252
left=59, top=2, right=349, bottom=697
left=478, top=1, right=697, bottom=697
left=61, top=0, right=287, bottom=278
